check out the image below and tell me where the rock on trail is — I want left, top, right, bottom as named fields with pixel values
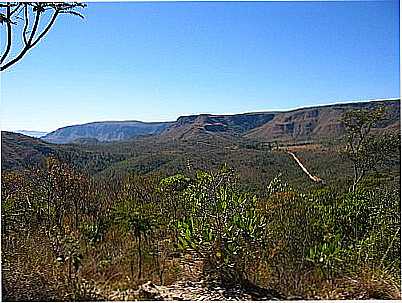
left=102, top=249, right=282, bottom=301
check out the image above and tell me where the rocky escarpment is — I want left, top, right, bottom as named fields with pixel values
left=159, top=99, right=400, bottom=142
left=38, top=99, right=400, bottom=144
left=42, top=121, right=173, bottom=144
left=245, top=99, right=400, bottom=142
left=160, top=113, right=277, bottom=140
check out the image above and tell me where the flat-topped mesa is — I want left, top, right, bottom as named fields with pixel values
left=163, top=99, right=400, bottom=142
left=171, top=112, right=277, bottom=135
left=42, top=121, right=174, bottom=144
left=34, top=99, right=400, bottom=144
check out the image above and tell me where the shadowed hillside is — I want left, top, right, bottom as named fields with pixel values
left=161, top=99, right=400, bottom=143
left=245, top=99, right=400, bottom=142
left=1, top=132, right=126, bottom=173
left=2, top=132, right=59, bottom=170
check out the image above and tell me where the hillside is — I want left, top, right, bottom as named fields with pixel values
left=1, top=132, right=60, bottom=170
left=160, top=99, right=400, bottom=143
left=3, top=99, right=400, bottom=181
left=158, top=113, right=276, bottom=141
left=38, top=100, right=400, bottom=145
left=245, top=99, right=400, bottom=142
left=1, top=131, right=126, bottom=173
left=42, top=121, right=173, bottom=144
left=3, top=101, right=401, bottom=301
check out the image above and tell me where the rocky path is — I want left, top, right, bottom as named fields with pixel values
left=100, top=250, right=281, bottom=301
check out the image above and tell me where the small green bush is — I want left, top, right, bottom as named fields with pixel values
left=176, top=166, right=267, bottom=285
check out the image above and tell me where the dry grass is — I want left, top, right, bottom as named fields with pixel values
left=284, top=143, right=323, bottom=152
left=2, top=230, right=71, bottom=301
left=254, top=265, right=401, bottom=300
left=312, top=267, right=401, bottom=300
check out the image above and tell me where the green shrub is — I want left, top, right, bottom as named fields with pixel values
left=176, top=166, right=267, bottom=285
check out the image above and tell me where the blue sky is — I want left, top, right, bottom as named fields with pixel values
left=1, top=1, right=399, bottom=132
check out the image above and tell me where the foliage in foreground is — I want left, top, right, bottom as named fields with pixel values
left=1, top=157, right=401, bottom=300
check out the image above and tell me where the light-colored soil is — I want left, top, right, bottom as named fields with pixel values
left=287, top=151, right=325, bottom=184
left=86, top=250, right=280, bottom=301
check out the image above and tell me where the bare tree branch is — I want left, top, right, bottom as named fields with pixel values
left=22, top=4, right=29, bottom=46
left=30, top=9, right=59, bottom=48
left=0, top=6, right=40, bottom=71
left=1, top=2, right=86, bottom=72
left=0, top=5, right=12, bottom=65
left=58, top=10, right=84, bottom=19
left=10, top=3, right=23, bottom=16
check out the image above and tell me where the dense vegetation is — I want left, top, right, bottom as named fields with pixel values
left=1, top=107, right=401, bottom=301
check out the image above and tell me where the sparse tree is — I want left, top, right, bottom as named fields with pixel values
left=0, top=2, right=86, bottom=71
left=341, top=106, right=400, bottom=191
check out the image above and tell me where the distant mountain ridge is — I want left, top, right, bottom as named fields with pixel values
left=40, top=99, right=400, bottom=144
left=14, top=130, right=48, bottom=138
left=159, top=99, right=400, bottom=142
left=244, top=99, right=400, bottom=142
left=2, top=99, right=400, bottom=173
left=42, top=121, right=174, bottom=144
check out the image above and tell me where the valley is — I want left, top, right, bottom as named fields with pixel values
left=1, top=1, right=399, bottom=301
left=3, top=100, right=399, bottom=192
left=2, top=99, right=401, bottom=301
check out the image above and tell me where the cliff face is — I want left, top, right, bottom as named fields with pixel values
left=160, top=113, right=277, bottom=140
left=245, top=100, right=400, bottom=141
left=42, top=121, right=173, bottom=144
left=30, top=99, right=401, bottom=144
left=160, top=100, right=400, bottom=142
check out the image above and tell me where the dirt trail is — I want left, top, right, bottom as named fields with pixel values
left=287, top=151, right=325, bottom=184
left=103, top=250, right=281, bottom=301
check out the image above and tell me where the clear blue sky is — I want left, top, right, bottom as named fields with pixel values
left=1, top=1, right=400, bottom=132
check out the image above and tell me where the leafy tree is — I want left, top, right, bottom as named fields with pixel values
left=0, top=2, right=86, bottom=71
left=341, top=106, right=400, bottom=191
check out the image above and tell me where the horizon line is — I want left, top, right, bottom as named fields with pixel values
left=4, top=97, right=400, bottom=133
